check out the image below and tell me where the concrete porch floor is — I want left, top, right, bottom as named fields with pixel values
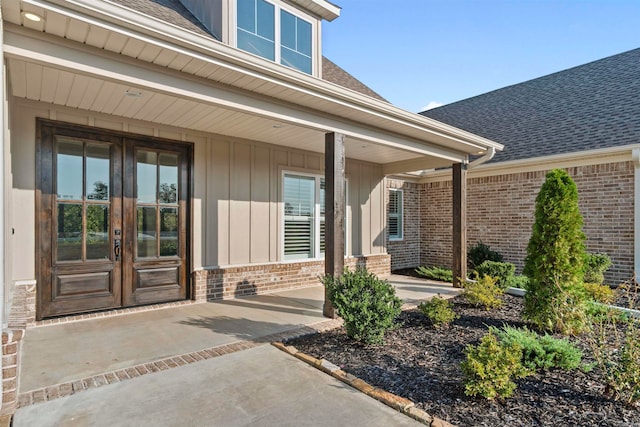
left=19, top=275, right=458, bottom=397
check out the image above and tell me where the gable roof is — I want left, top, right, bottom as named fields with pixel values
left=111, top=0, right=382, bottom=100
left=420, top=48, right=640, bottom=164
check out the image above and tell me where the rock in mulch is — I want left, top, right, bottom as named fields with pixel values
left=286, top=294, right=640, bottom=427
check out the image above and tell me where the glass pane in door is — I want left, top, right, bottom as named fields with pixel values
left=137, top=206, right=157, bottom=258
left=57, top=203, right=83, bottom=261
left=86, top=205, right=110, bottom=260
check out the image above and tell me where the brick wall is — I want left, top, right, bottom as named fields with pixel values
left=193, top=254, right=392, bottom=301
left=419, top=162, right=634, bottom=285
left=386, top=179, right=421, bottom=270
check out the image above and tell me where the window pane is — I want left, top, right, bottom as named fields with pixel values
left=281, top=48, right=312, bottom=74
left=284, top=175, right=315, bottom=259
left=137, top=151, right=157, bottom=203
left=280, top=10, right=296, bottom=50
left=388, top=190, right=403, bottom=239
left=159, top=154, right=178, bottom=204
left=87, top=205, right=109, bottom=260
left=57, top=203, right=82, bottom=261
left=137, top=206, right=157, bottom=258
left=86, top=144, right=110, bottom=201
left=160, top=207, right=178, bottom=257
left=237, top=30, right=275, bottom=61
left=237, top=0, right=255, bottom=31
left=297, top=18, right=312, bottom=56
left=256, top=0, right=274, bottom=40
left=57, top=140, right=83, bottom=200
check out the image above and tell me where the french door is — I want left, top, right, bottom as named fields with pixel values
left=36, top=120, right=191, bottom=319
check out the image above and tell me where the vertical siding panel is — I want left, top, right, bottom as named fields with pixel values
left=347, top=162, right=361, bottom=256
left=360, top=164, right=371, bottom=255
left=251, top=146, right=270, bottom=263
left=191, top=135, right=207, bottom=269
left=370, top=166, right=384, bottom=254
left=271, top=150, right=289, bottom=261
left=290, top=152, right=304, bottom=168
left=210, top=139, right=230, bottom=265
left=230, top=142, right=251, bottom=264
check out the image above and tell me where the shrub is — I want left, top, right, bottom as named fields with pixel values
left=322, top=267, right=402, bottom=345
left=506, top=275, right=530, bottom=290
left=492, top=325, right=582, bottom=371
left=584, top=282, right=615, bottom=304
left=474, top=261, right=516, bottom=290
left=523, top=169, right=588, bottom=334
left=461, top=331, right=530, bottom=399
left=418, top=295, right=458, bottom=328
left=462, top=275, right=503, bottom=310
left=587, top=287, right=640, bottom=405
left=584, top=253, right=612, bottom=284
left=415, top=266, right=453, bottom=283
left=468, top=241, right=504, bottom=270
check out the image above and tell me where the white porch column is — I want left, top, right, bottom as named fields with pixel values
left=633, top=149, right=640, bottom=280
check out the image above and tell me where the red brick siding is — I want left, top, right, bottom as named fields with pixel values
left=386, top=179, right=421, bottom=270
left=419, top=162, right=634, bottom=285
left=193, top=254, right=391, bottom=301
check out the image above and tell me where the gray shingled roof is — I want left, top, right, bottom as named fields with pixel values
left=421, top=48, right=640, bottom=163
left=109, top=0, right=386, bottom=101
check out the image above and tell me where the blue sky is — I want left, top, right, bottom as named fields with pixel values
left=322, top=0, right=640, bottom=113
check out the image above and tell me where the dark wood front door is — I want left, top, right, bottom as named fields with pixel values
left=36, top=120, right=191, bottom=319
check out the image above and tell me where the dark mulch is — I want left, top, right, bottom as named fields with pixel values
left=286, top=293, right=640, bottom=426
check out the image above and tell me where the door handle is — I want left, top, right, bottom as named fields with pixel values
left=114, top=238, right=121, bottom=261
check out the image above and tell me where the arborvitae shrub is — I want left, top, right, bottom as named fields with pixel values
left=322, top=267, right=402, bottom=345
left=584, top=253, right=612, bottom=284
left=468, top=241, right=504, bottom=270
left=523, top=169, right=588, bottom=334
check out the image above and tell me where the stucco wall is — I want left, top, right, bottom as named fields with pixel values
left=413, top=162, right=635, bottom=285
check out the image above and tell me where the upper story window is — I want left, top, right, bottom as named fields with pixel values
left=388, top=189, right=403, bottom=241
left=237, top=0, right=313, bottom=74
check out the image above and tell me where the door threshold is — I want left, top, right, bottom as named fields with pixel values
left=32, top=300, right=201, bottom=328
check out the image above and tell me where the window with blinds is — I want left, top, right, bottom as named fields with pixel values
left=283, top=174, right=346, bottom=260
left=388, top=189, right=403, bottom=240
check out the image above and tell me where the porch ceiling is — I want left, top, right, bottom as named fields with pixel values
left=2, top=0, right=502, bottom=171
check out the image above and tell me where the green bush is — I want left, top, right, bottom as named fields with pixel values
left=418, top=295, right=458, bottom=328
left=474, top=261, right=516, bottom=290
left=584, top=253, right=612, bottom=284
left=584, top=282, right=615, bottom=304
left=468, top=241, right=504, bottom=270
left=322, top=267, right=402, bottom=345
left=462, top=275, right=503, bottom=310
left=523, top=169, right=588, bottom=334
left=506, top=275, right=530, bottom=290
left=415, top=266, right=453, bottom=283
left=492, top=325, right=582, bottom=371
left=461, top=331, right=530, bottom=399
left=587, top=287, right=640, bottom=405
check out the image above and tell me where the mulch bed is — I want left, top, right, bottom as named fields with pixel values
left=286, top=291, right=640, bottom=426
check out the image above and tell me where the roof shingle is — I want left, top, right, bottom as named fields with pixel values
left=421, top=48, right=640, bottom=163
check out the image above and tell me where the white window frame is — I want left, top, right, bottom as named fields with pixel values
left=281, top=170, right=348, bottom=261
left=388, top=188, right=404, bottom=241
left=233, top=0, right=316, bottom=74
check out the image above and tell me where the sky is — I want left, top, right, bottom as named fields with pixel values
left=322, top=0, right=640, bottom=113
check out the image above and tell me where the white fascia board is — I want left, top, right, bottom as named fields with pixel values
left=3, top=27, right=468, bottom=163
left=21, top=0, right=501, bottom=155
left=417, top=144, right=640, bottom=183
left=289, top=0, right=341, bottom=21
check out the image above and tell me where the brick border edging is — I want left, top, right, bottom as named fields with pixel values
left=272, top=342, right=455, bottom=427
left=17, top=318, right=344, bottom=409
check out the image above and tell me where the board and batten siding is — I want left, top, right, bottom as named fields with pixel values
left=207, top=136, right=386, bottom=267
left=9, top=98, right=387, bottom=284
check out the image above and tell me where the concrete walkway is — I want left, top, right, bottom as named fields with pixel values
left=14, top=275, right=457, bottom=426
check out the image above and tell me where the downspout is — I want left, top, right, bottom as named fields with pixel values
left=467, top=146, right=496, bottom=170
left=632, top=148, right=640, bottom=280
